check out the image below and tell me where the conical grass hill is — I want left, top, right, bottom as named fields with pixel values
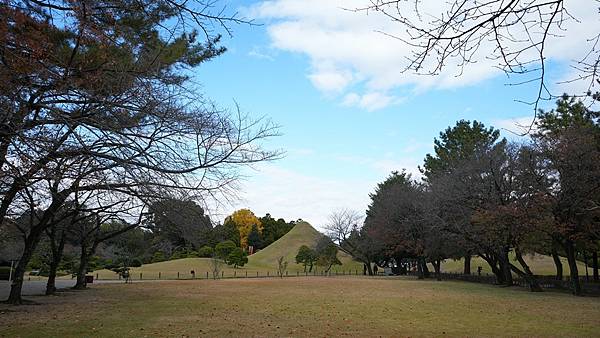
left=248, top=221, right=361, bottom=272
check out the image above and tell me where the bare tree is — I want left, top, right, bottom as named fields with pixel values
left=276, top=256, right=288, bottom=278
left=325, top=208, right=380, bottom=275
left=210, top=255, right=223, bottom=280
left=351, top=1, right=600, bottom=119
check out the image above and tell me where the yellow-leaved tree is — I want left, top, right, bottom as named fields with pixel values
left=225, top=209, right=263, bottom=249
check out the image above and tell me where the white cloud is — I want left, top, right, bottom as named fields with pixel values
left=217, top=166, right=373, bottom=229
left=371, top=158, right=422, bottom=179
left=248, top=46, right=275, bottom=61
left=401, top=138, right=426, bottom=154
left=248, top=0, right=600, bottom=107
left=288, top=147, right=315, bottom=156
left=335, top=153, right=423, bottom=179
left=308, top=64, right=354, bottom=93
left=212, top=150, right=425, bottom=228
left=342, top=91, right=403, bottom=111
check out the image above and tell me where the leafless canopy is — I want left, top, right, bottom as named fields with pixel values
left=352, top=1, right=600, bottom=115
left=325, top=208, right=364, bottom=244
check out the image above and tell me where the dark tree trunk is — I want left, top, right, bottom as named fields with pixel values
left=593, top=251, right=598, bottom=282
left=463, top=255, right=471, bottom=275
left=74, top=242, right=97, bottom=290
left=5, top=189, right=71, bottom=304
left=46, top=263, right=58, bottom=296
left=366, top=263, right=373, bottom=276
left=46, top=233, right=66, bottom=295
left=564, top=240, right=582, bottom=296
left=551, top=245, right=563, bottom=281
left=498, top=250, right=513, bottom=286
left=480, top=254, right=504, bottom=285
left=584, top=252, right=590, bottom=282
left=513, top=248, right=543, bottom=292
left=325, top=263, right=334, bottom=273
left=74, top=252, right=89, bottom=289
left=416, top=260, right=424, bottom=279
left=421, top=259, right=430, bottom=278
left=5, top=231, right=43, bottom=304
left=433, top=259, right=442, bottom=281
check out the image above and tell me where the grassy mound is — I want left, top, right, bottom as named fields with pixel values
left=249, top=221, right=360, bottom=271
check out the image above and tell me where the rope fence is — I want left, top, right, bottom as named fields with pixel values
left=93, top=268, right=374, bottom=281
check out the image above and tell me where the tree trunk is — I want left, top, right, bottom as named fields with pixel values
left=325, top=263, right=333, bottom=273
left=498, top=250, right=513, bottom=286
left=480, top=254, right=504, bottom=285
left=551, top=245, right=563, bottom=281
left=416, top=260, right=424, bottom=279
left=514, top=248, right=543, bottom=292
left=46, top=228, right=66, bottom=296
left=593, top=251, right=598, bottom=282
left=564, top=239, right=582, bottom=296
left=433, top=259, right=442, bottom=281
left=46, top=263, right=58, bottom=296
left=584, top=252, right=590, bottom=282
left=74, top=243, right=91, bottom=290
left=421, top=259, right=430, bottom=278
left=463, top=255, right=471, bottom=275
left=366, top=263, right=373, bottom=276
left=5, top=231, right=43, bottom=304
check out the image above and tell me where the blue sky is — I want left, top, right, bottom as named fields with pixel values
left=196, top=0, right=598, bottom=228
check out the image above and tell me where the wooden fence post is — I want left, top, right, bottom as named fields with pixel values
left=159, top=272, right=161, bottom=279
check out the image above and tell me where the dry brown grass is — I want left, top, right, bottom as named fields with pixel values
left=2, top=277, right=600, bottom=337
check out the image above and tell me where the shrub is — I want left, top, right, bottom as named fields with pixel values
left=296, top=245, right=317, bottom=272
left=130, top=258, right=143, bottom=267
left=186, top=250, right=200, bottom=258
left=152, top=251, right=167, bottom=263
left=215, top=240, right=237, bottom=259
left=198, top=246, right=214, bottom=258
left=170, top=249, right=187, bottom=260
left=226, top=248, right=248, bottom=268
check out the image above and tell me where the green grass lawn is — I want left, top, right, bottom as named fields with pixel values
left=87, top=222, right=363, bottom=280
left=2, top=277, right=600, bottom=337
